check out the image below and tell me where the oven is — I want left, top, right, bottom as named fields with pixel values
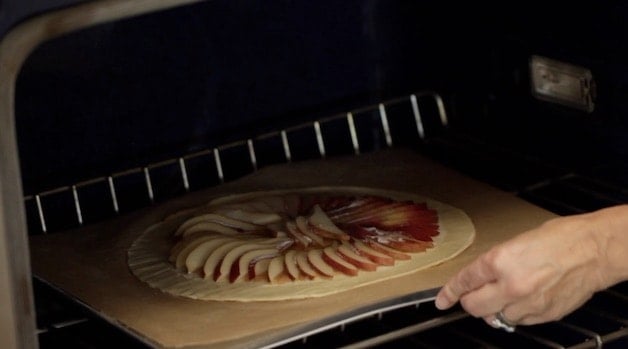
left=1, top=1, right=627, bottom=348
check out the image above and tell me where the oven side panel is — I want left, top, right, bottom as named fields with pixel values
left=0, top=129, right=33, bottom=349
left=0, top=12, right=38, bottom=349
left=0, top=1, right=206, bottom=348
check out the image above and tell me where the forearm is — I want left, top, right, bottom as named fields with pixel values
left=595, top=204, right=628, bottom=287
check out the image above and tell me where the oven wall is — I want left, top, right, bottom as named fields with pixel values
left=14, top=2, right=628, bottom=218
left=15, top=1, right=493, bottom=195
left=453, top=3, right=628, bottom=169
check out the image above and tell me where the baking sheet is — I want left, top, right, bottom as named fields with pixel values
left=29, top=149, right=558, bottom=348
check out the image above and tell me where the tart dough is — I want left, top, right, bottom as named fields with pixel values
left=127, top=186, right=475, bottom=301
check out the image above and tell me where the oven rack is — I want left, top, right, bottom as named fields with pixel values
left=271, top=282, right=628, bottom=349
left=23, top=91, right=447, bottom=235
left=34, top=276, right=628, bottom=348
left=29, top=91, right=628, bottom=347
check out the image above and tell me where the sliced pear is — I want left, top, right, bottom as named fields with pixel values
left=268, top=255, right=287, bottom=283
left=253, top=258, right=272, bottom=281
left=283, top=250, right=301, bottom=280
left=296, top=251, right=319, bottom=278
left=174, top=235, right=221, bottom=268
left=285, top=221, right=312, bottom=247
left=256, top=196, right=286, bottom=213
left=295, top=216, right=326, bottom=246
left=383, top=239, right=433, bottom=253
left=352, top=240, right=395, bottom=266
left=307, top=248, right=335, bottom=277
left=232, top=248, right=279, bottom=282
left=185, top=236, right=236, bottom=273
left=337, top=242, right=378, bottom=271
left=175, top=213, right=260, bottom=236
left=181, top=221, right=241, bottom=238
left=308, top=205, right=349, bottom=240
left=216, top=241, right=276, bottom=282
left=215, top=208, right=282, bottom=225
left=202, top=239, right=254, bottom=280
left=170, top=233, right=208, bottom=262
left=244, top=200, right=275, bottom=213
left=322, top=246, right=358, bottom=276
left=366, top=240, right=411, bottom=260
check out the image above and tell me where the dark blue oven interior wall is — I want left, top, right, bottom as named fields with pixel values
left=13, top=1, right=628, bottom=195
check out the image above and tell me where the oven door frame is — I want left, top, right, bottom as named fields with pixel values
left=0, top=1, right=203, bottom=348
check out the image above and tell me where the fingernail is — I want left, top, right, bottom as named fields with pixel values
left=435, top=295, right=449, bottom=310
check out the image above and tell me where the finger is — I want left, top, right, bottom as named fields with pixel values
left=498, top=290, right=555, bottom=326
left=458, top=282, right=505, bottom=317
left=483, top=314, right=498, bottom=328
left=516, top=313, right=555, bottom=326
left=499, top=301, right=536, bottom=325
left=503, top=288, right=590, bottom=326
left=483, top=311, right=517, bottom=331
left=435, top=254, right=498, bottom=309
left=482, top=301, right=552, bottom=328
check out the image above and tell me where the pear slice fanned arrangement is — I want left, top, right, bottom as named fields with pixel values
left=169, top=194, right=440, bottom=284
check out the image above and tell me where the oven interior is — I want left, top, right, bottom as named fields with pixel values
left=10, top=1, right=628, bottom=348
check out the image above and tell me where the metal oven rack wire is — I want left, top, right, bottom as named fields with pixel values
left=29, top=91, right=628, bottom=348
left=24, top=91, right=446, bottom=235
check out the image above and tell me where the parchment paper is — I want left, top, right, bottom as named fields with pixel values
left=29, top=149, right=557, bottom=348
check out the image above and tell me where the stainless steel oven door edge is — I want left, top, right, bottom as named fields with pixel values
left=0, top=1, right=203, bottom=348
left=0, top=105, right=35, bottom=349
left=259, top=287, right=443, bottom=349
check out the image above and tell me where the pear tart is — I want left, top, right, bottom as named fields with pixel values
left=128, top=187, right=475, bottom=301
left=170, top=195, right=439, bottom=283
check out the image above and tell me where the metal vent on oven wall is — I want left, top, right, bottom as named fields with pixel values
left=530, top=55, right=595, bottom=113
left=22, top=92, right=448, bottom=235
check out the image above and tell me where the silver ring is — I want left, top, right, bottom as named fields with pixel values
left=491, top=311, right=516, bottom=332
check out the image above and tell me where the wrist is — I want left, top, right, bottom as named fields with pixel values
left=594, top=205, right=628, bottom=288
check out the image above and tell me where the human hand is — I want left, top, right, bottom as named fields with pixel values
left=434, top=205, right=628, bottom=327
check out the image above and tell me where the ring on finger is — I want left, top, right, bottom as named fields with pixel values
left=491, top=311, right=516, bottom=332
